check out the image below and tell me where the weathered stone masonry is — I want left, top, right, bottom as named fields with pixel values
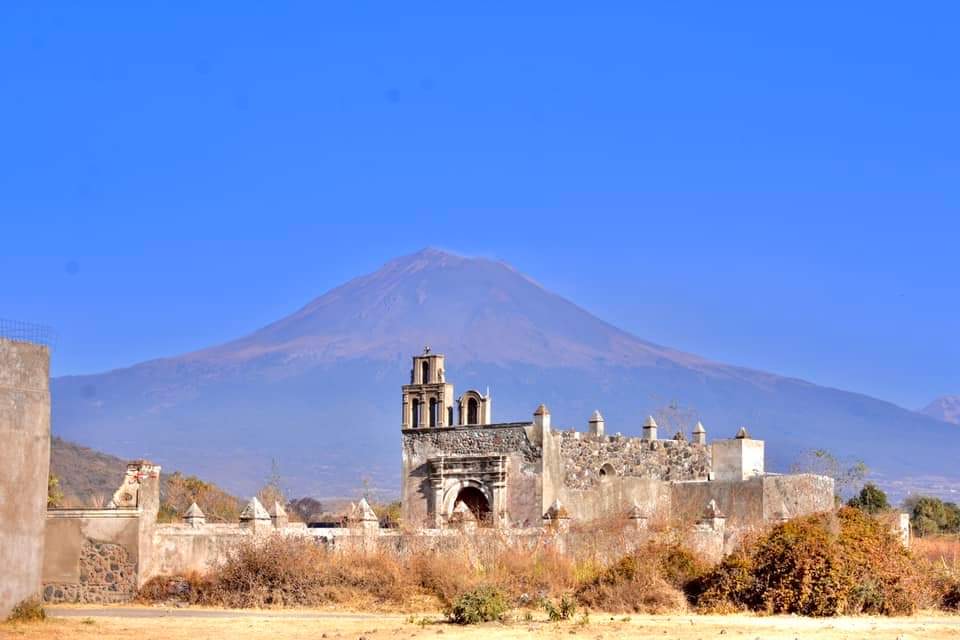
left=400, top=349, right=837, bottom=548
left=558, top=431, right=710, bottom=489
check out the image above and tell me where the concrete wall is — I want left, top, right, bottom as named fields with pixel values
left=0, top=339, right=51, bottom=617
left=559, top=477, right=670, bottom=523
left=151, top=525, right=250, bottom=577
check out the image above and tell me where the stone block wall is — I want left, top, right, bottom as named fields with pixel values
left=43, top=540, right=137, bottom=604
left=557, top=431, right=710, bottom=489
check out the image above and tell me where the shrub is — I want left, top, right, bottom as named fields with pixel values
left=445, top=586, right=508, bottom=624
left=905, top=496, right=960, bottom=536
left=847, top=483, right=889, bottom=514
left=7, top=597, right=45, bottom=622
left=696, top=507, right=922, bottom=616
left=542, top=593, right=577, bottom=621
left=574, top=546, right=687, bottom=613
left=695, top=550, right=756, bottom=613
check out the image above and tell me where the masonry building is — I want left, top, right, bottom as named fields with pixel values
left=400, top=349, right=834, bottom=537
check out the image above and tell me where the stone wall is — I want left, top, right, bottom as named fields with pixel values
left=42, top=509, right=141, bottom=604
left=557, top=431, right=710, bottom=489
left=0, top=339, right=51, bottom=617
left=44, top=540, right=137, bottom=604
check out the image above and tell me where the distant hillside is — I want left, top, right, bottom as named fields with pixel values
left=921, top=396, right=960, bottom=425
left=50, top=437, right=128, bottom=503
left=50, top=248, right=958, bottom=500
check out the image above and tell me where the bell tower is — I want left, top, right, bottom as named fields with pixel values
left=402, top=347, right=455, bottom=429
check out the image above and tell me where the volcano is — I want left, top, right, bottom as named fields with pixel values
left=52, top=248, right=957, bottom=500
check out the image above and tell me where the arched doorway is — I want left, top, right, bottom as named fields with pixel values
left=453, top=486, right=491, bottom=525
left=467, top=397, right=479, bottom=425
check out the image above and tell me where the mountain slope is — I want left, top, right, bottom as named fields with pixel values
left=50, top=437, right=129, bottom=503
left=921, top=396, right=960, bottom=425
left=51, top=248, right=958, bottom=500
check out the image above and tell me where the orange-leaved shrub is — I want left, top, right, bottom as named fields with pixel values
left=697, top=507, right=923, bottom=616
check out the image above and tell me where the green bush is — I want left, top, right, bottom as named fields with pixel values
left=847, top=483, right=889, bottom=514
left=445, top=586, right=508, bottom=624
left=906, top=496, right=960, bottom=536
left=542, top=593, right=577, bottom=621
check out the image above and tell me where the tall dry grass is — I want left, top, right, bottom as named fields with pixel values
left=912, top=535, right=960, bottom=612
left=139, top=513, right=960, bottom=616
left=140, top=517, right=691, bottom=612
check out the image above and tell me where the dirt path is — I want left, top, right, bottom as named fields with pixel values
left=3, top=606, right=959, bottom=640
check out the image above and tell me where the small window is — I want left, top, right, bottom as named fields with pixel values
left=598, top=463, right=616, bottom=482
left=421, top=361, right=430, bottom=384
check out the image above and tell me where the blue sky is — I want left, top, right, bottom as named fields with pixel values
left=1, top=3, right=957, bottom=410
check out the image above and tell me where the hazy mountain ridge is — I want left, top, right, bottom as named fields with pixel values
left=51, top=248, right=958, bottom=500
left=921, top=396, right=960, bottom=425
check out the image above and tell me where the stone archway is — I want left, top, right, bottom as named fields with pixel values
left=454, top=486, right=491, bottom=525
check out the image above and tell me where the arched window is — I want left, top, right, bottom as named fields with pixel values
left=447, top=407, right=453, bottom=426
left=411, top=398, right=421, bottom=427
left=467, top=398, right=479, bottom=425
left=429, top=398, right=438, bottom=427
left=421, top=361, right=430, bottom=384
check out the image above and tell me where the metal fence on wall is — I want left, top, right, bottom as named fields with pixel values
left=0, top=318, right=56, bottom=350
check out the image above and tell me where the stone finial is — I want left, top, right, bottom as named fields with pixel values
left=240, top=496, right=270, bottom=521
left=692, top=421, right=707, bottom=444
left=184, top=502, right=206, bottom=528
left=269, top=501, right=289, bottom=529
left=543, top=498, right=570, bottom=520
left=533, top=403, right=551, bottom=434
left=349, top=497, right=380, bottom=531
left=702, top=499, right=724, bottom=520
left=589, top=410, right=605, bottom=438
left=642, top=415, right=658, bottom=441
left=735, top=426, right=750, bottom=439
left=627, top=500, right=648, bottom=529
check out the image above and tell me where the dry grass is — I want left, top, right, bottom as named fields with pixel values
left=4, top=610, right=960, bottom=640
left=140, top=520, right=692, bottom=613
left=912, top=535, right=960, bottom=612
left=137, top=512, right=960, bottom=618
left=914, top=535, right=960, bottom=568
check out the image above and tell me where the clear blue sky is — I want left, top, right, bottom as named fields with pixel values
left=1, top=3, right=957, bottom=410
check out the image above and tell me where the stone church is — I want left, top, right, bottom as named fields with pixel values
left=400, top=349, right=834, bottom=533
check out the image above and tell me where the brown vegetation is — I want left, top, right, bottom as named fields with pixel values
left=158, top=472, right=242, bottom=523
left=697, top=507, right=926, bottom=616
left=139, top=509, right=960, bottom=619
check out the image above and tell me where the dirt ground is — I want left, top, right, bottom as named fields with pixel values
left=2, top=607, right=959, bottom=640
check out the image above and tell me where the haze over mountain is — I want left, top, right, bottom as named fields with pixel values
left=921, top=396, right=960, bottom=425
left=51, top=248, right=958, bottom=501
